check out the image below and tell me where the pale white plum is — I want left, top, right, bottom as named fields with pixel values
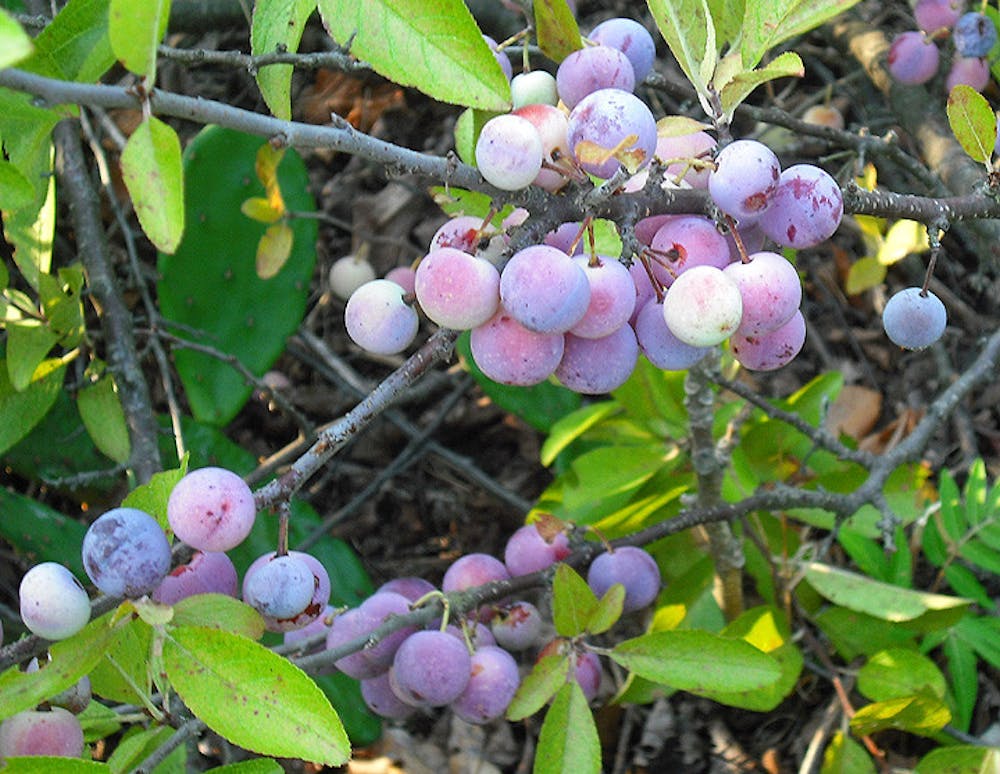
left=730, top=309, right=806, bottom=371
left=567, top=89, right=657, bottom=179
left=430, top=215, right=496, bottom=254
left=511, top=70, right=559, bottom=108
left=414, top=247, right=500, bottom=330
left=512, top=104, right=572, bottom=192
left=19, top=562, right=90, bottom=641
left=723, top=251, right=802, bottom=337
left=345, top=279, right=419, bottom=355
left=654, top=131, right=717, bottom=188
left=384, top=265, right=416, bottom=294
left=571, top=255, right=636, bottom=338
left=555, top=326, right=639, bottom=394
left=499, top=245, right=590, bottom=333
left=328, top=254, right=376, bottom=300
left=882, top=287, right=947, bottom=349
left=556, top=45, right=635, bottom=108
left=167, top=466, right=256, bottom=552
left=589, top=17, right=657, bottom=82
left=470, top=312, right=565, bottom=386
left=475, top=114, right=544, bottom=191
left=758, top=164, right=843, bottom=249
left=243, top=550, right=331, bottom=632
left=708, top=139, right=781, bottom=222
left=649, top=215, right=731, bottom=288
left=662, top=266, right=743, bottom=347
left=634, top=300, right=710, bottom=370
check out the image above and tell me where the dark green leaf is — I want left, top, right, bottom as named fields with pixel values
left=77, top=374, right=131, bottom=464
left=552, top=563, right=599, bottom=638
left=821, top=731, right=875, bottom=774
left=21, top=0, right=114, bottom=81
left=507, top=653, right=571, bottom=721
left=0, top=483, right=88, bottom=574
left=857, top=648, right=946, bottom=702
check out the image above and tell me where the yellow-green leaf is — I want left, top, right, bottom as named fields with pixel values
left=719, top=51, right=804, bottom=119
left=740, top=0, right=864, bottom=71
left=108, top=0, right=170, bottom=78
left=878, top=220, right=928, bottom=265
left=162, top=626, right=349, bottom=766
left=252, top=0, right=315, bottom=120
left=6, top=319, right=59, bottom=392
left=171, top=594, right=266, bottom=640
left=0, top=159, right=35, bottom=211
left=845, top=256, right=886, bottom=295
left=0, top=9, right=33, bottom=68
left=534, top=682, right=601, bottom=774
left=77, top=374, right=131, bottom=463
left=947, top=84, right=996, bottom=165
left=534, top=0, right=583, bottom=63
left=241, top=197, right=284, bottom=224
left=648, top=0, right=717, bottom=111
left=850, top=694, right=951, bottom=737
left=821, top=731, right=876, bottom=774
left=256, top=222, right=294, bottom=279
left=656, top=115, right=713, bottom=137
left=120, top=116, right=185, bottom=253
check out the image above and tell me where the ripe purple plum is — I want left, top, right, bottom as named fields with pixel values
left=500, top=245, right=591, bottom=334
left=0, top=708, right=85, bottom=758
left=483, top=35, right=512, bottom=81
left=634, top=300, right=710, bottom=371
left=648, top=215, right=731, bottom=287
left=361, top=672, right=415, bottom=720
left=567, top=88, right=657, bottom=179
left=283, top=604, right=336, bottom=647
left=758, top=164, right=843, bottom=249
left=914, top=0, right=964, bottom=34
left=491, top=601, right=543, bottom=650
left=882, top=287, right=947, bottom=349
left=357, top=591, right=418, bottom=671
left=504, top=522, right=571, bottom=576
left=555, top=326, right=639, bottom=394
left=167, top=466, right=256, bottom=552
left=511, top=70, right=559, bottom=108
left=475, top=114, right=544, bottom=191
left=19, top=562, right=90, bottom=641
left=571, top=255, right=636, bottom=338
left=243, top=550, right=331, bottom=632
left=946, top=57, right=990, bottom=91
left=654, top=131, right=717, bottom=189
left=390, top=629, right=472, bottom=707
left=384, top=265, right=417, bottom=295
left=662, top=266, right=743, bottom=347
left=730, top=309, right=807, bottom=371
left=377, top=576, right=437, bottom=602
left=512, top=104, right=572, bottom=192
left=445, top=620, right=496, bottom=648
left=708, top=139, right=781, bottom=222
left=628, top=260, right=657, bottom=325
left=556, top=45, right=635, bottom=108
left=589, top=17, right=657, bottom=82
left=451, top=645, right=521, bottom=724
left=430, top=215, right=496, bottom=254
left=954, top=12, right=997, bottom=57
left=327, top=607, right=385, bottom=679
left=414, top=247, right=500, bottom=330
left=82, top=507, right=171, bottom=598
left=470, top=312, right=565, bottom=386
left=887, top=31, right=940, bottom=84
left=345, top=279, right=419, bottom=355
left=544, top=222, right=584, bottom=255
left=538, top=639, right=602, bottom=702
left=723, top=251, right=802, bottom=337
left=152, top=551, right=239, bottom=605
left=587, top=545, right=662, bottom=612
left=328, top=254, right=376, bottom=300
left=635, top=214, right=679, bottom=246
left=442, top=553, right=511, bottom=594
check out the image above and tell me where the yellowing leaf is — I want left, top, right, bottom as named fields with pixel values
left=241, top=197, right=284, bottom=224
left=878, top=220, right=928, bottom=265
left=845, top=256, right=886, bottom=295
left=256, top=222, right=294, bottom=279
left=656, top=115, right=713, bottom=137
left=534, top=0, right=583, bottom=63
left=120, top=116, right=185, bottom=253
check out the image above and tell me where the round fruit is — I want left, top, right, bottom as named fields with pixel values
left=82, top=507, right=172, bottom=598
left=167, top=466, right=256, bottom=552
left=882, top=287, right=947, bottom=350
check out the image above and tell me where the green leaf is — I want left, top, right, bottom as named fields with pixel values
left=552, top=563, right=599, bottom=638
left=106, top=725, right=175, bottom=774
left=857, top=648, right=947, bottom=702
left=121, top=116, right=185, bottom=254
left=718, top=51, right=804, bottom=118
left=0, top=356, right=66, bottom=456
left=849, top=693, right=951, bottom=737
left=947, top=84, right=996, bottom=165
left=943, top=632, right=978, bottom=732
left=915, top=746, right=1000, bottom=774
left=610, top=629, right=781, bottom=695
left=171, top=594, right=266, bottom=641
left=0, top=9, right=33, bottom=68
left=6, top=319, right=60, bottom=392
left=157, top=127, right=317, bottom=425
left=845, top=255, right=887, bottom=295
left=0, top=760, right=110, bottom=772
left=954, top=615, right=1000, bottom=670
left=87, top=616, right=155, bottom=706
left=311, top=671, right=382, bottom=748
left=252, top=0, right=314, bottom=120
left=813, top=607, right=916, bottom=661
left=211, top=760, right=286, bottom=773
left=162, top=626, right=350, bottom=765
left=739, top=0, right=863, bottom=71
left=647, top=0, right=716, bottom=112
left=78, top=699, right=123, bottom=742
left=803, top=562, right=971, bottom=627
left=77, top=374, right=131, bottom=464
left=21, top=0, right=114, bottom=82
left=507, top=653, right=571, bottom=721
left=534, top=681, right=600, bottom=774
left=534, top=0, right=583, bottom=64
left=108, top=0, right=170, bottom=78
left=707, top=0, right=745, bottom=47
left=540, top=401, right=620, bottom=466
left=120, top=459, right=188, bottom=530
left=821, top=731, right=875, bottom=774
left=0, top=159, right=34, bottom=210
left=588, top=584, right=625, bottom=635
left=1, top=133, right=56, bottom=289
left=316, top=0, right=511, bottom=111
left=0, top=486, right=89, bottom=574
left=0, top=612, right=126, bottom=720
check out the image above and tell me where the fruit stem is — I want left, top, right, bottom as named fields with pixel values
left=275, top=501, right=290, bottom=556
